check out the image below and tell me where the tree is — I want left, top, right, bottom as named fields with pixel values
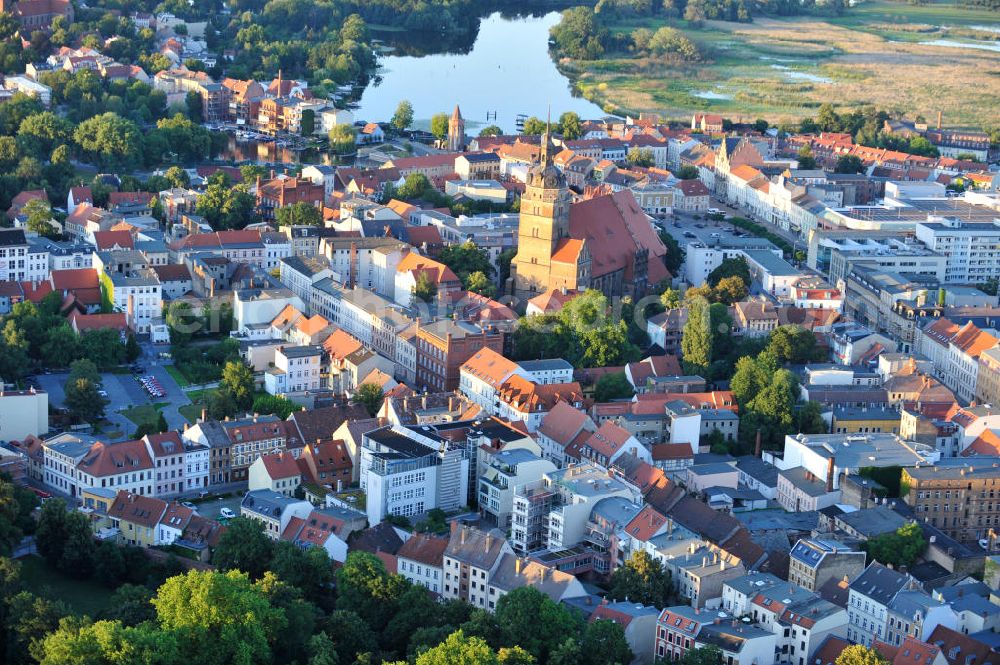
left=21, top=198, right=57, bottom=238
left=836, top=646, right=890, bottom=665
left=494, top=587, right=580, bottom=663
left=795, top=400, right=827, bottom=435
left=413, top=272, right=438, bottom=304
left=37, top=617, right=179, bottom=665
left=659, top=230, right=685, bottom=276
left=17, top=111, right=72, bottom=159
left=430, top=113, right=450, bottom=140
left=558, top=111, right=582, bottom=140
left=328, top=124, right=357, bottom=154
left=834, top=154, right=864, bottom=174
left=212, top=517, right=274, bottom=579
left=103, top=584, right=156, bottom=627
left=521, top=117, right=547, bottom=136
left=185, top=90, right=203, bottom=122
left=712, top=275, right=748, bottom=305
left=627, top=147, right=654, bottom=167
left=681, top=646, right=723, bottom=665
left=164, top=165, right=190, bottom=188
left=661, top=287, right=682, bottom=310
left=324, top=610, right=379, bottom=665
left=865, top=522, right=926, bottom=568
left=252, top=394, right=300, bottom=419
left=353, top=382, right=384, bottom=417
left=391, top=100, right=414, bottom=133
left=416, top=630, right=498, bottom=665
left=676, top=165, right=699, bottom=180
left=796, top=145, right=817, bottom=170
left=465, top=271, right=496, bottom=298
left=580, top=620, right=632, bottom=665
left=220, top=361, right=254, bottom=411
left=153, top=570, right=286, bottom=665
left=550, top=6, right=606, bottom=60
left=479, top=125, right=503, bottom=137
left=767, top=325, right=821, bottom=364
left=681, top=297, right=730, bottom=376
left=335, top=551, right=408, bottom=632
left=594, top=372, right=635, bottom=402
left=609, top=550, right=672, bottom=607
left=438, top=240, right=494, bottom=284
left=73, top=112, right=142, bottom=170
left=64, top=377, right=107, bottom=423
left=195, top=181, right=256, bottom=230
left=707, top=257, right=750, bottom=288
left=275, top=201, right=322, bottom=227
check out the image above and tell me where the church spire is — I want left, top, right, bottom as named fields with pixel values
left=540, top=105, right=552, bottom=166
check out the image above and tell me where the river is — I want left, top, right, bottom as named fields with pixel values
left=356, top=11, right=605, bottom=133
left=217, top=11, right=601, bottom=165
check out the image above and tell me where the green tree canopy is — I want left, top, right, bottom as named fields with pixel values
left=865, top=522, right=926, bottom=569
left=353, top=382, right=384, bottom=417
left=594, top=371, right=635, bottom=402
left=391, top=100, right=414, bottom=132
left=276, top=201, right=323, bottom=227
left=609, top=550, right=672, bottom=607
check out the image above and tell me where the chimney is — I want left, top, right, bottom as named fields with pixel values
left=486, top=533, right=493, bottom=550
left=515, top=558, right=522, bottom=575
left=450, top=520, right=458, bottom=536
left=937, top=111, right=942, bottom=130
left=200, top=408, right=207, bottom=422
left=460, top=526, right=466, bottom=545
left=754, top=430, right=762, bottom=458
left=826, top=457, right=835, bottom=493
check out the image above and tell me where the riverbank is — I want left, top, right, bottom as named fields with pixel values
left=553, top=0, right=1000, bottom=129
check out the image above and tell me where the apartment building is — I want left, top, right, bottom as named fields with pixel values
left=915, top=219, right=1000, bottom=285
left=358, top=425, right=469, bottom=524
left=509, top=463, right=633, bottom=553
left=0, top=228, right=47, bottom=283
left=478, top=448, right=556, bottom=529
left=901, top=459, right=1000, bottom=544
left=240, top=489, right=312, bottom=539
left=415, top=319, right=504, bottom=392
left=264, top=345, right=323, bottom=396
left=917, top=318, right=999, bottom=404
left=396, top=532, right=448, bottom=594
left=655, top=606, right=777, bottom=665
left=788, top=538, right=866, bottom=592
left=459, top=346, right=523, bottom=412
left=223, top=415, right=288, bottom=483
left=847, top=563, right=918, bottom=646
left=441, top=523, right=513, bottom=610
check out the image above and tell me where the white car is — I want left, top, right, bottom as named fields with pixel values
left=219, top=507, right=235, bottom=519
left=707, top=207, right=722, bottom=215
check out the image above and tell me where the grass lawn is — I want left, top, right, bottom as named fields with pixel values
left=164, top=365, right=191, bottom=388
left=119, top=402, right=169, bottom=428
left=18, top=555, right=114, bottom=617
left=179, top=388, right=218, bottom=423
left=562, top=0, right=1000, bottom=128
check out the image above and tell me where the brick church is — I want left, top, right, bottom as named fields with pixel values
left=511, top=130, right=670, bottom=301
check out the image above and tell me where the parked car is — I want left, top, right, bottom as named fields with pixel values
left=219, top=507, right=235, bottom=519
left=181, top=501, right=196, bottom=510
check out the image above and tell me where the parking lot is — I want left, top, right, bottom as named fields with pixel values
left=193, top=493, right=244, bottom=522
left=34, top=362, right=196, bottom=440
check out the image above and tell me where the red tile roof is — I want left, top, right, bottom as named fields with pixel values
left=259, top=451, right=301, bottom=479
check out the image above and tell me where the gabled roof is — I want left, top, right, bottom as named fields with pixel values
left=108, top=490, right=167, bottom=529
left=582, top=421, right=634, bottom=459
left=537, top=400, right=594, bottom=446
left=460, top=347, right=519, bottom=389
left=397, top=532, right=448, bottom=568
left=258, top=451, right=301, bottom=479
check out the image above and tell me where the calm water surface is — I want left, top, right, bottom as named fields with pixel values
left=357, top=12, right=605, bottom=132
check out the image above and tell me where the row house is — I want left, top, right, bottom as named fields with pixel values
left=222, top=415, right=288, bottom=483
left=311, top=278, right=416, bottom=383
left=916, top=318, right=999, bottom=404
left=494, top=375, right=585, bottom=432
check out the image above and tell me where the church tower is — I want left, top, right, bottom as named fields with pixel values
left=447, top=105, right=465, bottom=152
left=511, top=122, right=575, bottom=300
